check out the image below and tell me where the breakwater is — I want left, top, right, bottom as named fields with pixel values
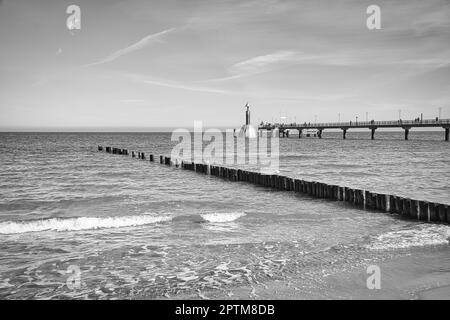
left=97, top=145, right=450, bottom=224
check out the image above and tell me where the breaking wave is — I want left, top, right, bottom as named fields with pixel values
left=0, top=215, right=172, bottom=234
left=0, top=212, right=246, bottom=234
left=366, top=224, right=450, bottom=250
left=201, top=212, right=246, bottom=223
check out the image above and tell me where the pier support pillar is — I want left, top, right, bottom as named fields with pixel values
left=371, top=128, right=376, bottom=140
left=286, top=130, right=289, bottom=138
left=445, top=127, right=449, bottom=141
left=342, top=129, right=347, bottom=140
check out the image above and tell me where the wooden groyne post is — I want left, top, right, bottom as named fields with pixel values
left=97, top=145, right=450, bottom=225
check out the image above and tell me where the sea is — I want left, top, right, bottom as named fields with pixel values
left=0, top=131, right=449, bottom=299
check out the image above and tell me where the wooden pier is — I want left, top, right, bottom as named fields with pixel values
left=259, top=118, right=450, bottom=140
left=97, top=145, right=450, bottom=225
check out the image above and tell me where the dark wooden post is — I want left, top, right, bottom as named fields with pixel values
left=345, top=188, right=354, bottom=203
left=319, top=183, right=325, bottom=198
left=317, top=183, right=322, bottom=197
left=438, top=204, right=447, bottom=222
left=419, top=201, right=429, bottom=221
left=286, top=178, right=292, bottom=191
left=311, top=182, right=317, bottom=196
left=338, top=187, right=344, bottom=201
left=410, top=200, right=419, bottom=220
left=429, top=203, right=439, bottom=222
left=396, top=196, right=403, bottom=213
left=307, top=182, right=312, bottom=195
left=354, top=189, right=361, bottom=206
left=389, top=195, right=396, bottom=213
left=281, top=176, right=287, bottom=190
left=379, top=194, right=387, bottom=211
left=360, top=190, right=368, bottom=208
left=404, top=199, right=412, bottom=217
left=400, top=198, right=409, bottom=217
left=404, top=127, right=410, bottom=140
left=332, top=185, right=338, bottom=200
left=231, top=169, right=237, bottom=180
left=299, top=180, right=304, bottom=193
left=344, top=187, right=349, bottom=202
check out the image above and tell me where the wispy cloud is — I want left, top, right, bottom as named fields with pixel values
left=200, top=49, right=450, bottom=83
left=230, top=50, right=296, bottom=75
left=143, top=78, right=231, bottom=94
left=198, top=50, right=360, bottom=83
left=199, top=50, right=298, bottom=82
left=85, top=28, right=176, bottom=67
left=120, top=99, right=148, bottom=106
left=124, top=73, right=232, bottom=95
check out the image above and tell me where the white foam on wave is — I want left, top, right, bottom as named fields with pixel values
left=0, top=215, right=172, bottom=234
left=0, top=212, right=247, bottom=234
left=366, top=224, right=450, bottom=250
left=200, top=212, right=246, bottom=223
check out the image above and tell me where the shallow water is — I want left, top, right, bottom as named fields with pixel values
left=0, top=132, right=449, bottom=299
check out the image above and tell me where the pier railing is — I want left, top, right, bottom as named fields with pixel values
left=260, top=118, right=450, bottom=129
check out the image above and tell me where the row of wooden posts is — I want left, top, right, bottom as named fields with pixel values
left=98, top=145, right=450, bottom=224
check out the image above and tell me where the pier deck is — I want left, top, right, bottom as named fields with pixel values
left=258, top=119, right=450, bottom=140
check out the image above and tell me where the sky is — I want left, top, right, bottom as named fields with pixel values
left=0, top=0, right=449, bottom=130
